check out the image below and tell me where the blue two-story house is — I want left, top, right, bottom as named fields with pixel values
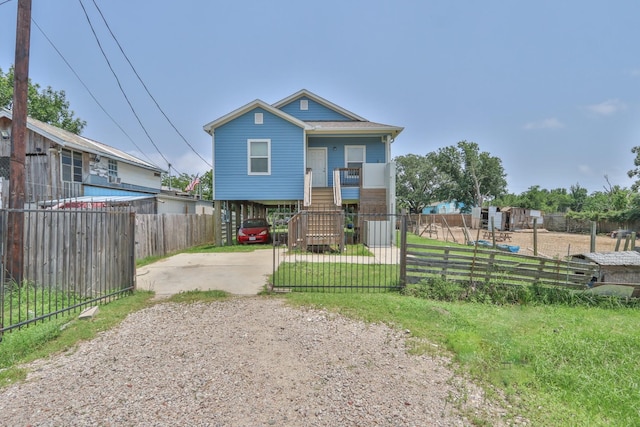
left=203, top=89, right=403, bottom=246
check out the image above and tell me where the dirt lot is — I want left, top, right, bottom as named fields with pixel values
left=417, top=225, right=625, bottom=259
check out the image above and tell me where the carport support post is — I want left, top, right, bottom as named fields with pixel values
left=590, top=221, right=596, bottom=252
left=214, top=200, right=222, bottom=246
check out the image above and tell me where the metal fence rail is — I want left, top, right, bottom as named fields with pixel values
left=271, top=212, right=403, bottom=292
left=1, top=208, right=136, bottom=335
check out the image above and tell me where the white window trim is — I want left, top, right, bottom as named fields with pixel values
left=344, top=145, right=366, bottom=168
left=247, top=139, right=271, bottom=175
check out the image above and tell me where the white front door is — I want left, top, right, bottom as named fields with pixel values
left=308, top=148, right=327, bottom=187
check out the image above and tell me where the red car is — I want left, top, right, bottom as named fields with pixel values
left=237, top=218, right=271, bottom=244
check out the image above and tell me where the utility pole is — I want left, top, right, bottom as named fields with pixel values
left=7, top=0, right=32, bottom=284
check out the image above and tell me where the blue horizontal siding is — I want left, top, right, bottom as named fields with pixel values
left=279, top=97, right=352, bottom=121
left=341, top=187, right=359, bottom=201
left=84, top=186, right=152, bottom=197
left=308, top=136, right=387, bottom=187
left=215, top=107, right=305, bottom=201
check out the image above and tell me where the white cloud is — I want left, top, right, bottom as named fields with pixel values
left=577, top=164, right=593, bottom=175
left=584, top=99, right=626, bottom=116
left=523, top=118, right=564, bottom=130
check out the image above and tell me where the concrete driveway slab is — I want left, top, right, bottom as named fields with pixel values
left=136, top=249, right=273, bottom=298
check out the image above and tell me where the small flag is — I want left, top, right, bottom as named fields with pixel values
left=185, top=175, right=200, bottom=192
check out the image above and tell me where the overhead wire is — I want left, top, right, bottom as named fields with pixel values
left=0, top=0, right=14, bottom=7
left=77, top=0, right=182, bottom=175
left=31, top=18, right=159, bottom=167
left=90, top=0, right=212, bottom=169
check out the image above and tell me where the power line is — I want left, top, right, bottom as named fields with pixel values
left=77, top=0, right=180, bottom=174
left=32, top=18, right=159, bottom=167
left=0, top=0, right=14, bottom=6
left=90, top=0, right=212, bottom=169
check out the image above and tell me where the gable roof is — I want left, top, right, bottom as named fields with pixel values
left=0, top=108, right=162, bottom=172
left=204, top=90, right=404, bottom=138
left=272, top=89, right=366, bottom=121
left=203, top=99, right=311, bottom=134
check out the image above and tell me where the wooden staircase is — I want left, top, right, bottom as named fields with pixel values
left=288, top=187, right=345, bottom=251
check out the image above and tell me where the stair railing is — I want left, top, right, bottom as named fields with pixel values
left=304, top=168, right=312, bottom=207
left=333, top=169, right=342, bottom=207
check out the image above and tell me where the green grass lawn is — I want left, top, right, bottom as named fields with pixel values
left=272, top=261, right=399, bottom=291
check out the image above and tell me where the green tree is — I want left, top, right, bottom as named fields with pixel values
left=0, top=66, right=86, bottom=134
left=395, top=153, right=451, bottom=213
left=569, top=183, right=588, bottom=212
left=435, top=141, right=507, bottom=209
left=627, top=146, right=640, bottom=191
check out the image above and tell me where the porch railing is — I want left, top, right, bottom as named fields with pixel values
left=333, top=169, right=342, bottom=206
left=336, top=167, right=361, bottom=188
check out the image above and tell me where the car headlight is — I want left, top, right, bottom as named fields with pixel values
left=238, top=230, right=246, bottom=236
left=259, top=230, right=267, bottom=236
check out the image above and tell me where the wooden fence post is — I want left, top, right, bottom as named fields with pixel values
left=590, top=221, right=596, bottom=252
left=533, top=218, right=538, bottom=256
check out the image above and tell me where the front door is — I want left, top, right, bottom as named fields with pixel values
left=307, top=148, right=327, bottom=187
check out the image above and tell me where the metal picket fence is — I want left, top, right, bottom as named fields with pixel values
left=270, top=212, right=405, bottom=292
left=1, top=207, right=136, bottom=335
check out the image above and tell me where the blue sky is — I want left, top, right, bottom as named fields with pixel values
left=1, top=0, right=639, bottom=194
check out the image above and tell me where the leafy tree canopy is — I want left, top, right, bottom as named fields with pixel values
left=395, top=141, right=507, bottom=213
left=395, top=153, right=454, bottom=213
left=433, top=141, right=507, bottom=210
left=0, top=66, right=86, bottom=134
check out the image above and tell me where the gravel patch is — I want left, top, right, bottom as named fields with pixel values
left=0, top=297, right=513, bottom=426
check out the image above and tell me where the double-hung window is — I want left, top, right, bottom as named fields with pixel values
left=248, top=139, right=271, bottom=175
left=345, top=145, right=365, bottom=174
left=61, top=149, right=83, bottom=183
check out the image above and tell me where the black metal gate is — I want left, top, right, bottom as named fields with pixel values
left=270, top=211, right=406, bottom=292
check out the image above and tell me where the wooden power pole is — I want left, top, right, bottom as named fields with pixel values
left=7, top=0, right=32, bottom=284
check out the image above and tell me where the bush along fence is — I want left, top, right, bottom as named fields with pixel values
left=1, top=208, right=136, bottom=336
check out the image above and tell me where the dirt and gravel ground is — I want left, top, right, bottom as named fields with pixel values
left=0, top=297, right=519, bottom=426
left=421, top=226, right=620, bottom=259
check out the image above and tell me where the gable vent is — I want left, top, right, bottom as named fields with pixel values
left=300, top=99, right=308, bottom=110
left=254, top=113, right=263, bottom=125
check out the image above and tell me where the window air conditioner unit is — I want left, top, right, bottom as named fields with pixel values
left=108, top=176, right=121, bottom=184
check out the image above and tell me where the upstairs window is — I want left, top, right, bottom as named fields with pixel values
left=345, top=145, right=365, bottom=170
left=61, top=149, right=83, bottom=183
left=108, top=159, right=118, bottom=178
left=248, top=139, right=271, bottom=175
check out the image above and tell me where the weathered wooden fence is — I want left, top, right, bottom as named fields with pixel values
left=134, top=213, right=214, bottom=259
left=404, top=243, right=599, bottom=289
left=1, top=208, right=136, bottom=334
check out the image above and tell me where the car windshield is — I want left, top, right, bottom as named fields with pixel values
left=242, top=219, right=268, bottom=228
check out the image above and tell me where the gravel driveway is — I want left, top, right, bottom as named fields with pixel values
left=0, top=298, right=509, bottom=426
